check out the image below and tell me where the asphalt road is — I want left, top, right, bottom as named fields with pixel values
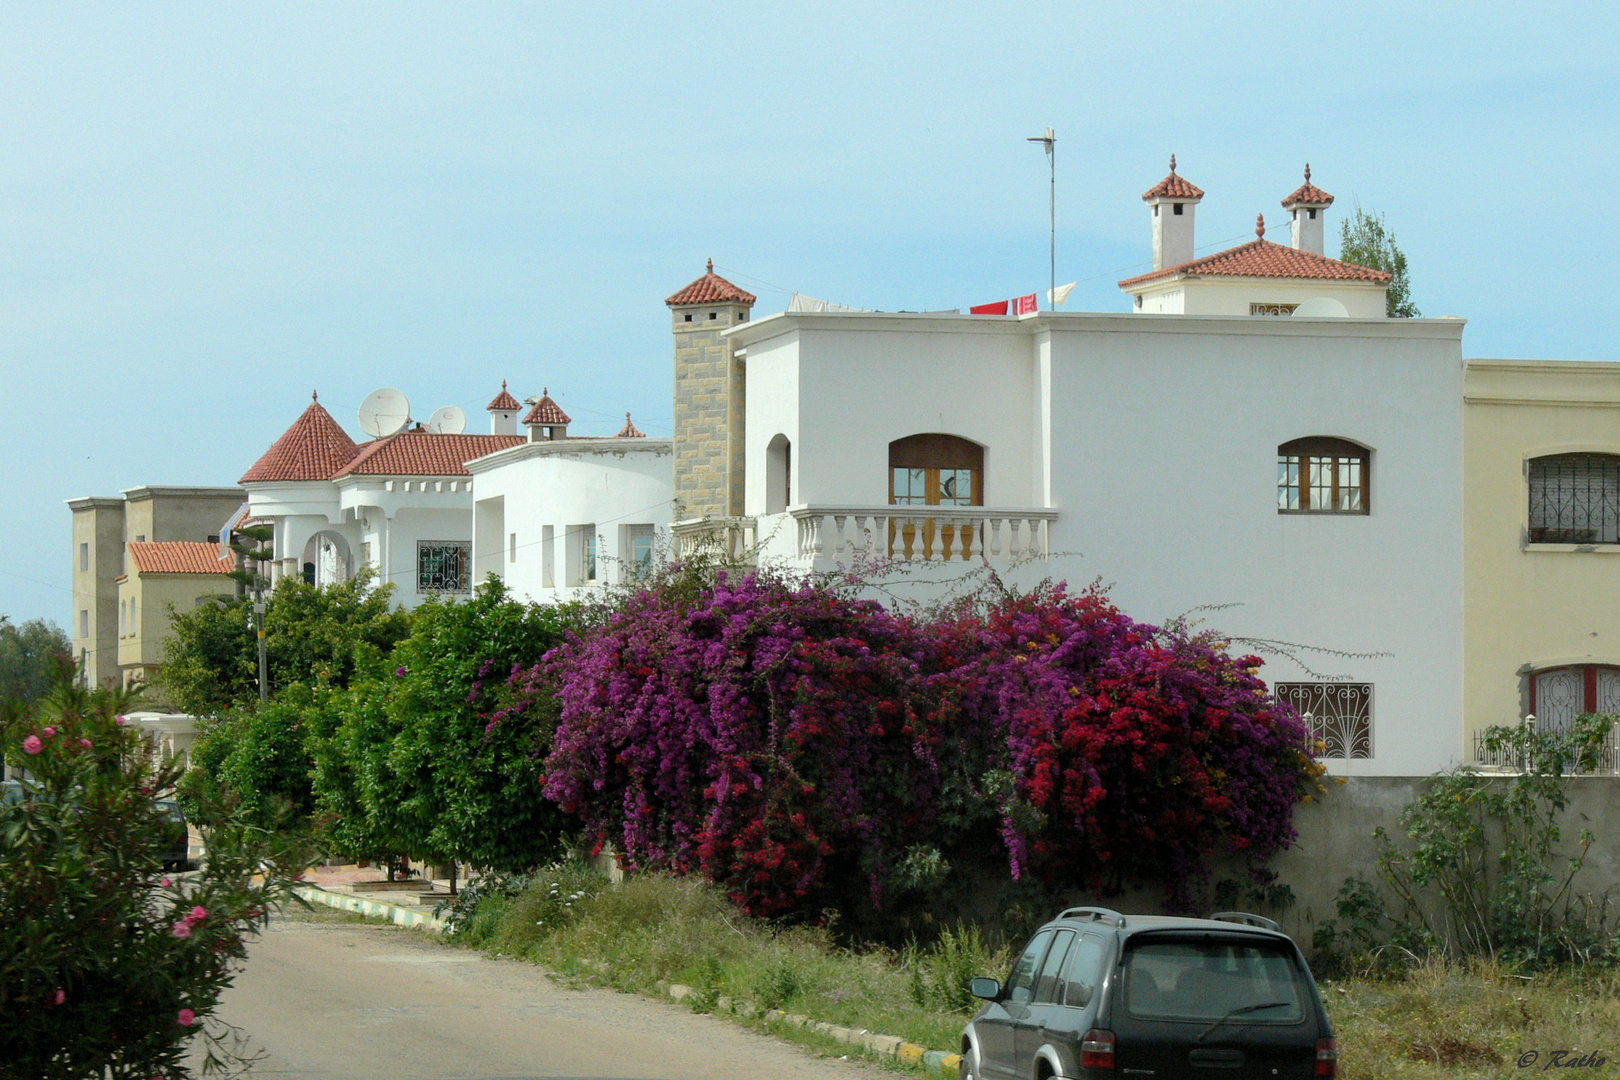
left=198, top=908, right=890, bottom=1080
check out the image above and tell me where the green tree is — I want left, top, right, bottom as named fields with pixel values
left=153, top=569, right=411, bottom=716
left=177, top=684, right=320, bottom=832
left=308, top=580, right=578, bottom=871
left=1339, top=204, right=1419, bottom=317
left=0, top=679, right=310, bottom=1079
left=0, top=616, right=73, bottom=716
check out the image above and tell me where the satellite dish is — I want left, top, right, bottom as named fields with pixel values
left=1293, top=297, right=1350, bottom=318
left=426, top=405, right=467, bottom=435
left=358, top=388, right=411, bottom=438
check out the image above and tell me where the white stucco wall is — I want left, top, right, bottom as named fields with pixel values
left=729, top=311, right=1467, bottom=777
left=1126, top=277, right=1386, bottom=318
left=467, top=440, right=674, bottom=604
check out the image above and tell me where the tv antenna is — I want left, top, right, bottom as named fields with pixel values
left=358, top=388, right=410, bottom=438
left=1027, top=127, right=1055, bottom=312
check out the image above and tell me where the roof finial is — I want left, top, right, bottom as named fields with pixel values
left=706, top=258, right=714, bottom=274
left=502, top=379, right=508, bottom=390
left=312, top=389, right=319, bottom=402
left=1169, top=154, right=1177, bottom=173
left=543, top=386, right=549, bottom=397
left=626, top=411, right=632, bottom=421
left=1256, top=213, right=1266, bottom=239
left=1304, top=163, right=1312, bottom=182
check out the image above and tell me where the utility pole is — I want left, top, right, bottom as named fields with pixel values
left=254, top=598, right=267, bottom=702
left=1027, top=127, right=1056, bottom=311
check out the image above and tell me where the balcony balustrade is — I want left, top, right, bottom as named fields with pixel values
left=791, top=505, right=1056, bottom=564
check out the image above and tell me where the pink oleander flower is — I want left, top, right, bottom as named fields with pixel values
left=161, top=877, right=173, bottom=887
left=176, top=1008, right=195, bottom=1026
left=54, top=989, right=65, bottom=1005
left=41, top=726, right=55, bottom=738
left=80, top=738, right=93, bottom=749
left=190, top=905, right=208, bottom=921
left=115, top=714, right=128, bottom=725
left=22, top=735, right=42, bottom=754
left=171, top=921, right=192, bottom=939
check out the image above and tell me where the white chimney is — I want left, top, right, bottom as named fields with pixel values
left=486, top=380, right=520, bottom=436
left=1143, top=155, right=1204, bottom=271
left=1282, top=164, right=1334, bottom=256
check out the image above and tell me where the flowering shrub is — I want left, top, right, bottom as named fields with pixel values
left=944, top=584, right=1321, bottom=910
left=537, top=570, right=1320, bottom=920
left=0, top=682, right=309, bottom=1079
left=538, top=572, right=947, bottom=918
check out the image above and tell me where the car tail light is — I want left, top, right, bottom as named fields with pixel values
left=1315, top=1038, right=1337, bottom=1078
left=1080, top=1029, right=1115, bottom=1071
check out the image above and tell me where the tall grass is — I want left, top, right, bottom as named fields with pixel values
left=450, top=863, right=1010, bottom=1052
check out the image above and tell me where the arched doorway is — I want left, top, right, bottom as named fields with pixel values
left=766, top=434, right=792, bottom=514
left=888, top=434, right=984, bottom=558
left=301, top=531, right=353, bottom=587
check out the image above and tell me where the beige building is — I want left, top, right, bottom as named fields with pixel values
left=1464, top=360, right=1620, bottom=759
left=116, top=541, right=239, bottom=691
left=67, top=486, right=244, bottom=688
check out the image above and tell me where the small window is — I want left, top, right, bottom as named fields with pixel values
left=1060, top=934, right=1109, bottom=1008
left=1308, top=208, right=1317, bottom=220
left=1278, top=437, right=1369, bottom=514
left=542, top=526, right=555, bottom=588
left=207, top=534, right=219, bottom=544
left=136, top=535, right=145, bottom=543
left=1153, top=204, right=1160, bottom=217
left=1032, top=930, right=1075, bottom=1004
left=80, top=543, right=89, bottom=571
left=1006, top=930, right=1055, bottom=1005
left=80, top=609, right=89, bottom=639
left=1528, top=453, right=1620, bottom=544
left=1276, top=682, right=1373, bottom=759
left=625, top=524, right=655, bottom=579
left=709, top=311, right=717, bottom=320
left=684, top=313, right=693, bottom=323
left=509, top=532, right=517, bottom=563
left=1173, top=203, right=1184, bottom=216
left=416, top=541, right=471, bottom=594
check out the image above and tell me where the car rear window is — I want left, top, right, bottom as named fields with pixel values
left=1122, top=937, right=1304, bottom=1022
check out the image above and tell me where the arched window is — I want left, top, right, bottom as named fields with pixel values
left=766, top=434, right=791, bottom=515
left=1528, top=453, right=1620, bottom=544
left=1529, top=665, right=1620, bottom=734
left=889, top=434, right=984, bottom=508
left=1277, top=437, right=1369, bottom=514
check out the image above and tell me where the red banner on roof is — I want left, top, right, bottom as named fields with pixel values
left=969, top=300, right=1010, bottom=315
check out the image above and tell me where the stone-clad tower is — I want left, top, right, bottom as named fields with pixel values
left=667, top=260, right=755, bottom=520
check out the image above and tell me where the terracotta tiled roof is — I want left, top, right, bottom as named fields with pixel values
left=1142, top=155, right=1204, bottom=201
left=665, top=259, right=757, bottom=306
left=240, top=394, right=360, bottom=483
left=615, top=412, right=646, bottom=438
left=522, top=390, right=571, bottom=426
left=1281, top=164, right=1334, bottom=208
left=487, top=380, right=522, bottom=412
left=333, top=431, right=525, bottom=477
left=127, top=541, right=236, bottom=576
left=1118, top=238, right=1393, bottom=289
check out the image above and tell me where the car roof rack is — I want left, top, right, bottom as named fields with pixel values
left=1057, top=906, right=1127, bottom=928
left=1209, top=911, right=1281, bottom=932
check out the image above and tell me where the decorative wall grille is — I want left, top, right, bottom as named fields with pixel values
left=1275, top=682, right=1373, bottom=759
left=1529, top=454, right=1620, bottom=543
left=1250, top=303, right=1299, bottom=316
left=416, top=541, right=470, bottom=594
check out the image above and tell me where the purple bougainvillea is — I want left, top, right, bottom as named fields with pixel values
left=525, top=572, right=1322, bottom=919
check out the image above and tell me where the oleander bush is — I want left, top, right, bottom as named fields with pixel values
left=0, top=681, right=309, bottom=1080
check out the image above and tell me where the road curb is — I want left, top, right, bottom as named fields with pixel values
left=293, top=885, right=449, bottom=933
left=665, top=983, right=960, bottom=1077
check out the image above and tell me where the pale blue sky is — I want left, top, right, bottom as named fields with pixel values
left=4, top=2, right=1617, bottom=625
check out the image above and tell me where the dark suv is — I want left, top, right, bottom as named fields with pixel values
left=962, top=908, right=1334, bottom=1080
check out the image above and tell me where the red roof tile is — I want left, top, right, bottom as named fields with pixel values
left=240, top=394, right=360, bottom=483
left=1118, top=237, right=1393, bottom=288
left=1142, top=155, right=1204, bottom=201
left=522, top=391, right=571, bottom=426
left=333, top=431, right=525, bottom=477
left=1281, top=164, right=1334, bottom=208
left=487, top=381, right=521, bottom=412
left=615, top=412, right=646, bottom=438
left=127, top=541, right=236, bottom=576
left=665, top=259, right=757, bottom=306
